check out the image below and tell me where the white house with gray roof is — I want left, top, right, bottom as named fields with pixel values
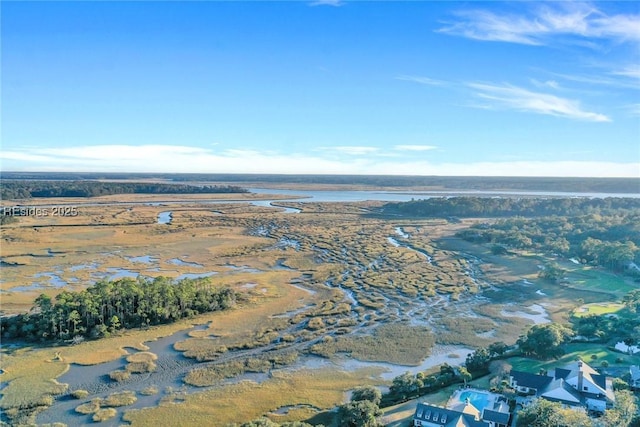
left=509, top=360, right=615, bottom=413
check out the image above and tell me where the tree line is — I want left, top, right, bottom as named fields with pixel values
left=382, top=196, right=640, bottom=218
left=0, top=277, right=235, bottom=342
left=1, top=180, right=248, bottom=200
left=4, top=172, right=638, bottom=193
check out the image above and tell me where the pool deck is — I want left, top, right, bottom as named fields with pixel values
left=447, top=387, right=501, bottom=413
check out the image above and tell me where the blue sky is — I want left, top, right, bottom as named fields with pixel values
left=2, top=1, right=639, bottom=177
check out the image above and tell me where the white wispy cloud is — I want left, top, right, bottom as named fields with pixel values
left=396, top=75, right=447, bottom=86
left=319, top=146, right=379, bottom=156
left=2, top=145, right=638, bottom=178
left=309, top=0, right=344, bottom=7
left=530, top=79, right=561, bottom=90
left=394, top=145, right=437, bottom=152
left=467, top=82, right=611, bottom=122
left=546, top=70, right=639, bottom=90
left=437, top=3, right=640, bottom=46
left=626, top=104, right=640, bottom=117
left=611, top=65, right=640, bottom=80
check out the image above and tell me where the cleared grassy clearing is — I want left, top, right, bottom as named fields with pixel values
left=123, top=368, right=385, bottom=426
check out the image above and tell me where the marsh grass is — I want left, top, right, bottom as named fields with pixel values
left=184, top=352, right=300, bottom=386
left=435, top=316, right=498, bottom=347
left=70, top=389, right=89, bottom=399
left=140, top=385, right=160, bottom=396
left=126, top=360, right=157, bottom=374
left=124, top=367, right=385, bottom=427
left=102, top=391, right=137, bottom=407
left=92, top=407, right=117, bottom=422
left=75, top=399, right=102, bottom=415
left=0, top=349, right=68, bottom=425
left=310, top=324, right=435, bottom=365
left=125, top=351, right=157, bottom=363
left=185, top=361, right=246, bottom=386
left=109, top=369, right=131, bottom=382
left=4, top=199, right=634, bottom=426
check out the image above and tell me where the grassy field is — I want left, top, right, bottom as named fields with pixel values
left=572, top=302, right=626, bottom=317
left=559, top=263, right=637, bottom=297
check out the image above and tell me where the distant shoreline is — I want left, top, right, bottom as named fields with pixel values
left=2, top=172, right=639, bottom=194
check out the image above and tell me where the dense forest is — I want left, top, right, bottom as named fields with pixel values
left=2, top=172, right=639, bottom=193
left=382, top=197, right=640, bottom=273
left=382, top=197, right=640, bottom=218
left=0, top=277, right=235, bottom=342
left=0, top=180, right=248, bottom=200
left=457, top=211, right=640, bottom=272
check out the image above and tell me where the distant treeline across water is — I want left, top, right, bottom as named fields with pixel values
left=0, top=180, right=248, bottom=199
left=2, top=172, right=639, bottom=194
left=381, top=196, right=640, bottom=218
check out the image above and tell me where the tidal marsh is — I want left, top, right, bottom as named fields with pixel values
left=2, top=192, right=633, bottom=426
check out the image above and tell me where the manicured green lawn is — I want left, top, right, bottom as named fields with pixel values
left=561, top=264, right=636, bottom=296
left=508, top=343, right=640, bottom=373
left=572, top=302, right=625, bottom=317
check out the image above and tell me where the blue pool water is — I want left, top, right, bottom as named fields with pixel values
left=458, top=390, right=492, bottom=412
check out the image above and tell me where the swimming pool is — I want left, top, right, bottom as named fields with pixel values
left=456, top=390, right=493, bottom=412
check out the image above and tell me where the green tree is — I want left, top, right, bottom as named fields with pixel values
left=517, top=323, right=573, bottom=359
left=623, top=290, right=640, bottom=313
left=517, top=399, right=592, bottom=427
left=465, top=347, right=491, bottom=372
left=389, top=372, right=422, bottom=400
left=351, top=386, right=382, bottom=406
left=108, top=315, right=121, bottom=333
left=458, top=366, right=472, bottom=387
left=538, top=263, right=565, bottom=282
left=488, top=341, right=508, bottom=357
left=596, top=390, right=639, bottom=427
left=337, top=400, right=382, bottom=427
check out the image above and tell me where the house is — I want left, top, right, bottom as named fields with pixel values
left=509, top=360, right=615, bottom=413
left=630, top=365, right=640, bottom=390
left=413, top=398, right=510, bottom=427
left=481, top=398, right=511, bottom=427
left=413, top=402, right=489, bottom=427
